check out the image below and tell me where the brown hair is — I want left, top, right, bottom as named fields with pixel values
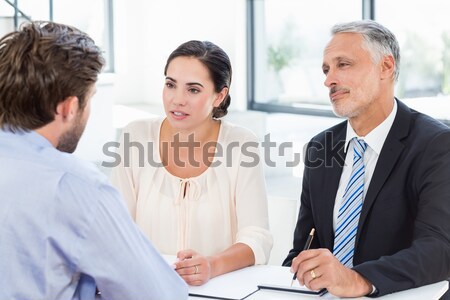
left=0, top=21, right=105, bottom=132
left=164, top=40, right=232, bottom=118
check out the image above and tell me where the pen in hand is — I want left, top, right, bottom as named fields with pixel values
left=291, top=228, right=315, bottom=287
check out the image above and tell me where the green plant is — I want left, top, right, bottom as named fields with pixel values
left=267, top=21, right=301, bottom=73
left=267, top=44, right=298, bottom=73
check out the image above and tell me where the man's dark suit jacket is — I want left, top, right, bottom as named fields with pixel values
left=283, top=99, right=450, bottom=297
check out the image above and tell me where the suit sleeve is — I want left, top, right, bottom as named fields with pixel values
left=354, top=131, right=450, bottom=297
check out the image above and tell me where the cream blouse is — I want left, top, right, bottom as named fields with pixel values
left=110, top=117, right=273, bottom=264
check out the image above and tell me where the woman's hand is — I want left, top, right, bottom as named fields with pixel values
left=174, top=243, right=255, bottom=286
left=174, top=249, right=212, bottom=286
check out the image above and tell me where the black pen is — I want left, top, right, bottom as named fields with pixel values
left=291, top=228, right=315, bottom=286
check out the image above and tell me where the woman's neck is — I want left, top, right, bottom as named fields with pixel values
left=162, top=118, right=221, bottom=143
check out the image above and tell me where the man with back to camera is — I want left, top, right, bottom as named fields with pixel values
left=284, top=20, right=450, bottom=298
left=0, top=21, right=188, bottom=300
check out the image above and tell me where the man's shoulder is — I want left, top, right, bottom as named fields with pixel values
left=410, top=110, right=450, bottom=135
left=55, top=153, right=124, bottom=221
left=26, top=143, right=109, bottom=191
left=397, top=100, right=450, bottom=140
left=0, top=131, right=108, bottom=188
left=55, top=152, right=109, bottom=188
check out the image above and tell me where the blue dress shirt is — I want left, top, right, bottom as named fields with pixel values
left=0, top=129, right=188, bottom=300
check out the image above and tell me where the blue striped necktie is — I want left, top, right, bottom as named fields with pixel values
left=333, top=138, right=368, bottom=267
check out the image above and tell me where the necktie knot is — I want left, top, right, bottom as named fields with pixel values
left=353, top=138, right=367, bottom=159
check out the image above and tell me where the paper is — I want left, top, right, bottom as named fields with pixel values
left=256, top=266, right=326, bottom=296
left=188, top=266, right=264, bottom=299
left=162, top=254, right=323, bottom=299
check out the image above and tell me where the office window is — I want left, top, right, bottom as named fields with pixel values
left=53, top=0, right=114, bottom=72
left=0, top=0, right=114, bottom=72
left=249, top=0, right=361, bottom=115
left=376, top=0, right=450, bottom=121
left=249, top=0, right=449, bottom=122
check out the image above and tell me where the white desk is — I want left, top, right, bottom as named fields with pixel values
left=160, top=255, right=448, bottom=300
left=243, top=281, right=448, bottom=300
left=185, top=262, right=448, bottom=300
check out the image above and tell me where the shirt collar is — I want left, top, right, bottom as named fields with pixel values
left=29, top=130, right=55, bottom=148
left=0, top=128, right=54, bottom=149
left=344, top=100, right=398, bottom=155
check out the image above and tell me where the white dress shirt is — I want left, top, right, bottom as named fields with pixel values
left=0, top=129, right=188, bottom=300
left=333, top=101, right=398, bottom=230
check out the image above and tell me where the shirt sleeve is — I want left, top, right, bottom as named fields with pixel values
left=57, top=174, right=188, bottom=300
left=233, top=131, right=273, bottom=265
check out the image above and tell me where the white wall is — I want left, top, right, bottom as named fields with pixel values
left=113, top=0, right=248, bottom=111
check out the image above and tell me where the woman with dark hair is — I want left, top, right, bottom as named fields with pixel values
left=111, top=40, right=272, bottom=285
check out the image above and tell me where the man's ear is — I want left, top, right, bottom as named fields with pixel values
left=380, top=55, right=395, bottom=80
left=213, top=87, right=229, bottom=107
left=55, top=96, right=79, bottom=122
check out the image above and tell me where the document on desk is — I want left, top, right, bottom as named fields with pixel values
left=188, top=266, right=265, bottom=300
left=163, top=255, right=323, bottom=299
left=257, top=267, right=327, bottom=296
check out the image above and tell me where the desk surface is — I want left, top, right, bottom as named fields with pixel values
left=162, top=255, right=448, bottom=300
left=240, top=281, right=448, bottom=300
left=186, top=263, right=448, bottom=300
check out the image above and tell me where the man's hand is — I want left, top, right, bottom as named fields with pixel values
left=291, top=248, right=372, bottom=297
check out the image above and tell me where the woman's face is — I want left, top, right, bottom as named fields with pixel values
left=163, top=56, right=226, bottom=131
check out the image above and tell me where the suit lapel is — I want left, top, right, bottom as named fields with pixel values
left=355, top=99, right=411, bottom=247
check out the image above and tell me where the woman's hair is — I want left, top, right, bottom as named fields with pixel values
left=331, top=20, right=400, bottom=82
left=164, top=40, right=232, bottom=118
left=0, top=21, right=105, bottom=132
